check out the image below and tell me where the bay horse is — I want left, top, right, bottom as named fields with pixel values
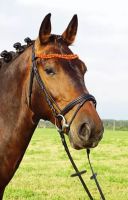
left=0, top=13, right=104, bottom=199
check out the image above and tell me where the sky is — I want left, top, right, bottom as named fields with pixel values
left=0, top=0, right=128, bottom=120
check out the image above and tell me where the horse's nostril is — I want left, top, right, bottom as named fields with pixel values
left=79, top=123, right=91, bottom=141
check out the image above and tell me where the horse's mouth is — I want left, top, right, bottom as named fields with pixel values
left=68, top=130, right=103, bottom=150
left=70, top=139, right=99, bottom=150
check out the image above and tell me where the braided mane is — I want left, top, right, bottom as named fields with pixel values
left=0, top=37, right=33, bottom=68
left=0, top=34, right=75, bottom=69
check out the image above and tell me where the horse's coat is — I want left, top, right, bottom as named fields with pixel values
left=0, top=14, right=104, bottom=199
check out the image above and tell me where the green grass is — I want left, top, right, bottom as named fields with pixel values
left=4, top=129, right=128, bottom=200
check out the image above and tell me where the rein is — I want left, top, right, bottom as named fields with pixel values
left=29, top=45, right=106, bottom=200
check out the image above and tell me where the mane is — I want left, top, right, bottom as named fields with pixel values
left=0, top=35, right=70, bottom=69
left=0, top=37, right=34, bottom=68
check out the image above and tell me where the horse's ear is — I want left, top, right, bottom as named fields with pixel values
left=39, top=13, right=51, bottom=44
left=62, top=15, right=78, bottom=45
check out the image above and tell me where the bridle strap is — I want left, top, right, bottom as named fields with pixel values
left=29, top=65, right=34, bottom=108
left=87, top=149, right=106, bottom=200
left=58, top=129, right=94, bottom=200
left=58, top=128, right=106, bottom=200
left=60, top=93, right=96, bottom=116
left=35, top=53, right=79, bottom=60
left=29, top=45, right=61, bottom=116
left=29, top=44, right=106, bottom=200
left=57, top=94, right=96, bottom=133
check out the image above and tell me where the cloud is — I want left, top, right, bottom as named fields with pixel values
left=0, top=0, right=128, bottom=119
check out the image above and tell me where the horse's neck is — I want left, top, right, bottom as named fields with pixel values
left=0, top=49, right=39, bottom=185
left=0, top=48, right=35, bottom=130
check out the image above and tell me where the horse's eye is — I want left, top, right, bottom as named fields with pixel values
left=45, top=68, right=55, bottom=75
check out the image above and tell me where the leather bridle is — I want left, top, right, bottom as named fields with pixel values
left=29, top=45, right=96, bottom=131
left=28, top=45, right=106, bottom=200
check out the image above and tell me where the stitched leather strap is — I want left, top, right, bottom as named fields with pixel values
left=60, top=94, right=96, bottom=116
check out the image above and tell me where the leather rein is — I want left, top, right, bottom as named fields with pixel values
left=29, top=45, right=106, bottom=200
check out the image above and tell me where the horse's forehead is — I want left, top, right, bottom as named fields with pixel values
left=37, top=37, right=83, bottom=75
left=44, top=44, right=70, bottom=54
left=39, top=36, right=71, bottom=54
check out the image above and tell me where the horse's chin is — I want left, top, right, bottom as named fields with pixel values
left=68, top=131, right=85, bottom=150
left=68, top=131, right=100, bottom=150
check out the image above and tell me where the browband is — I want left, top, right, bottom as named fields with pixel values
left=35, top=53, right=79, bottom=60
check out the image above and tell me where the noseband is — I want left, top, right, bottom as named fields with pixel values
left=29, top=45, right=105, bottom=200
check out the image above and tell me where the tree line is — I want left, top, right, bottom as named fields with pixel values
left=102, top=119, right=128, bottom=131
left=38, top=119, right=128, bottom=131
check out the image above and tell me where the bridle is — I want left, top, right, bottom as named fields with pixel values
left=29, top=44, right=106, bottom=200
left=29, top=45, right=96, bottom=130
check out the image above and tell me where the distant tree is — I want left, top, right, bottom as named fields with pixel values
left=102, top=120, right=128, bottom=131
left=38, top=119, right=128, bottom=131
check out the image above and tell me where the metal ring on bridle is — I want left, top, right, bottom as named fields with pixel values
left=56, top=114, right=69, bottom=132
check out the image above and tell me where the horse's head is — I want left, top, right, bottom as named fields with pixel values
left=31, top=14, right=104, bottom=149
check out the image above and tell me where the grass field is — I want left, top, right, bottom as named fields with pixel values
left=4, top=128, right=128, bottom=200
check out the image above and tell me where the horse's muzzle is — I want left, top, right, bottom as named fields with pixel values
left=69, top=122, right=104, bottom=150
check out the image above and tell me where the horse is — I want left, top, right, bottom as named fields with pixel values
left=0, top=13, right=104, bottom=199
